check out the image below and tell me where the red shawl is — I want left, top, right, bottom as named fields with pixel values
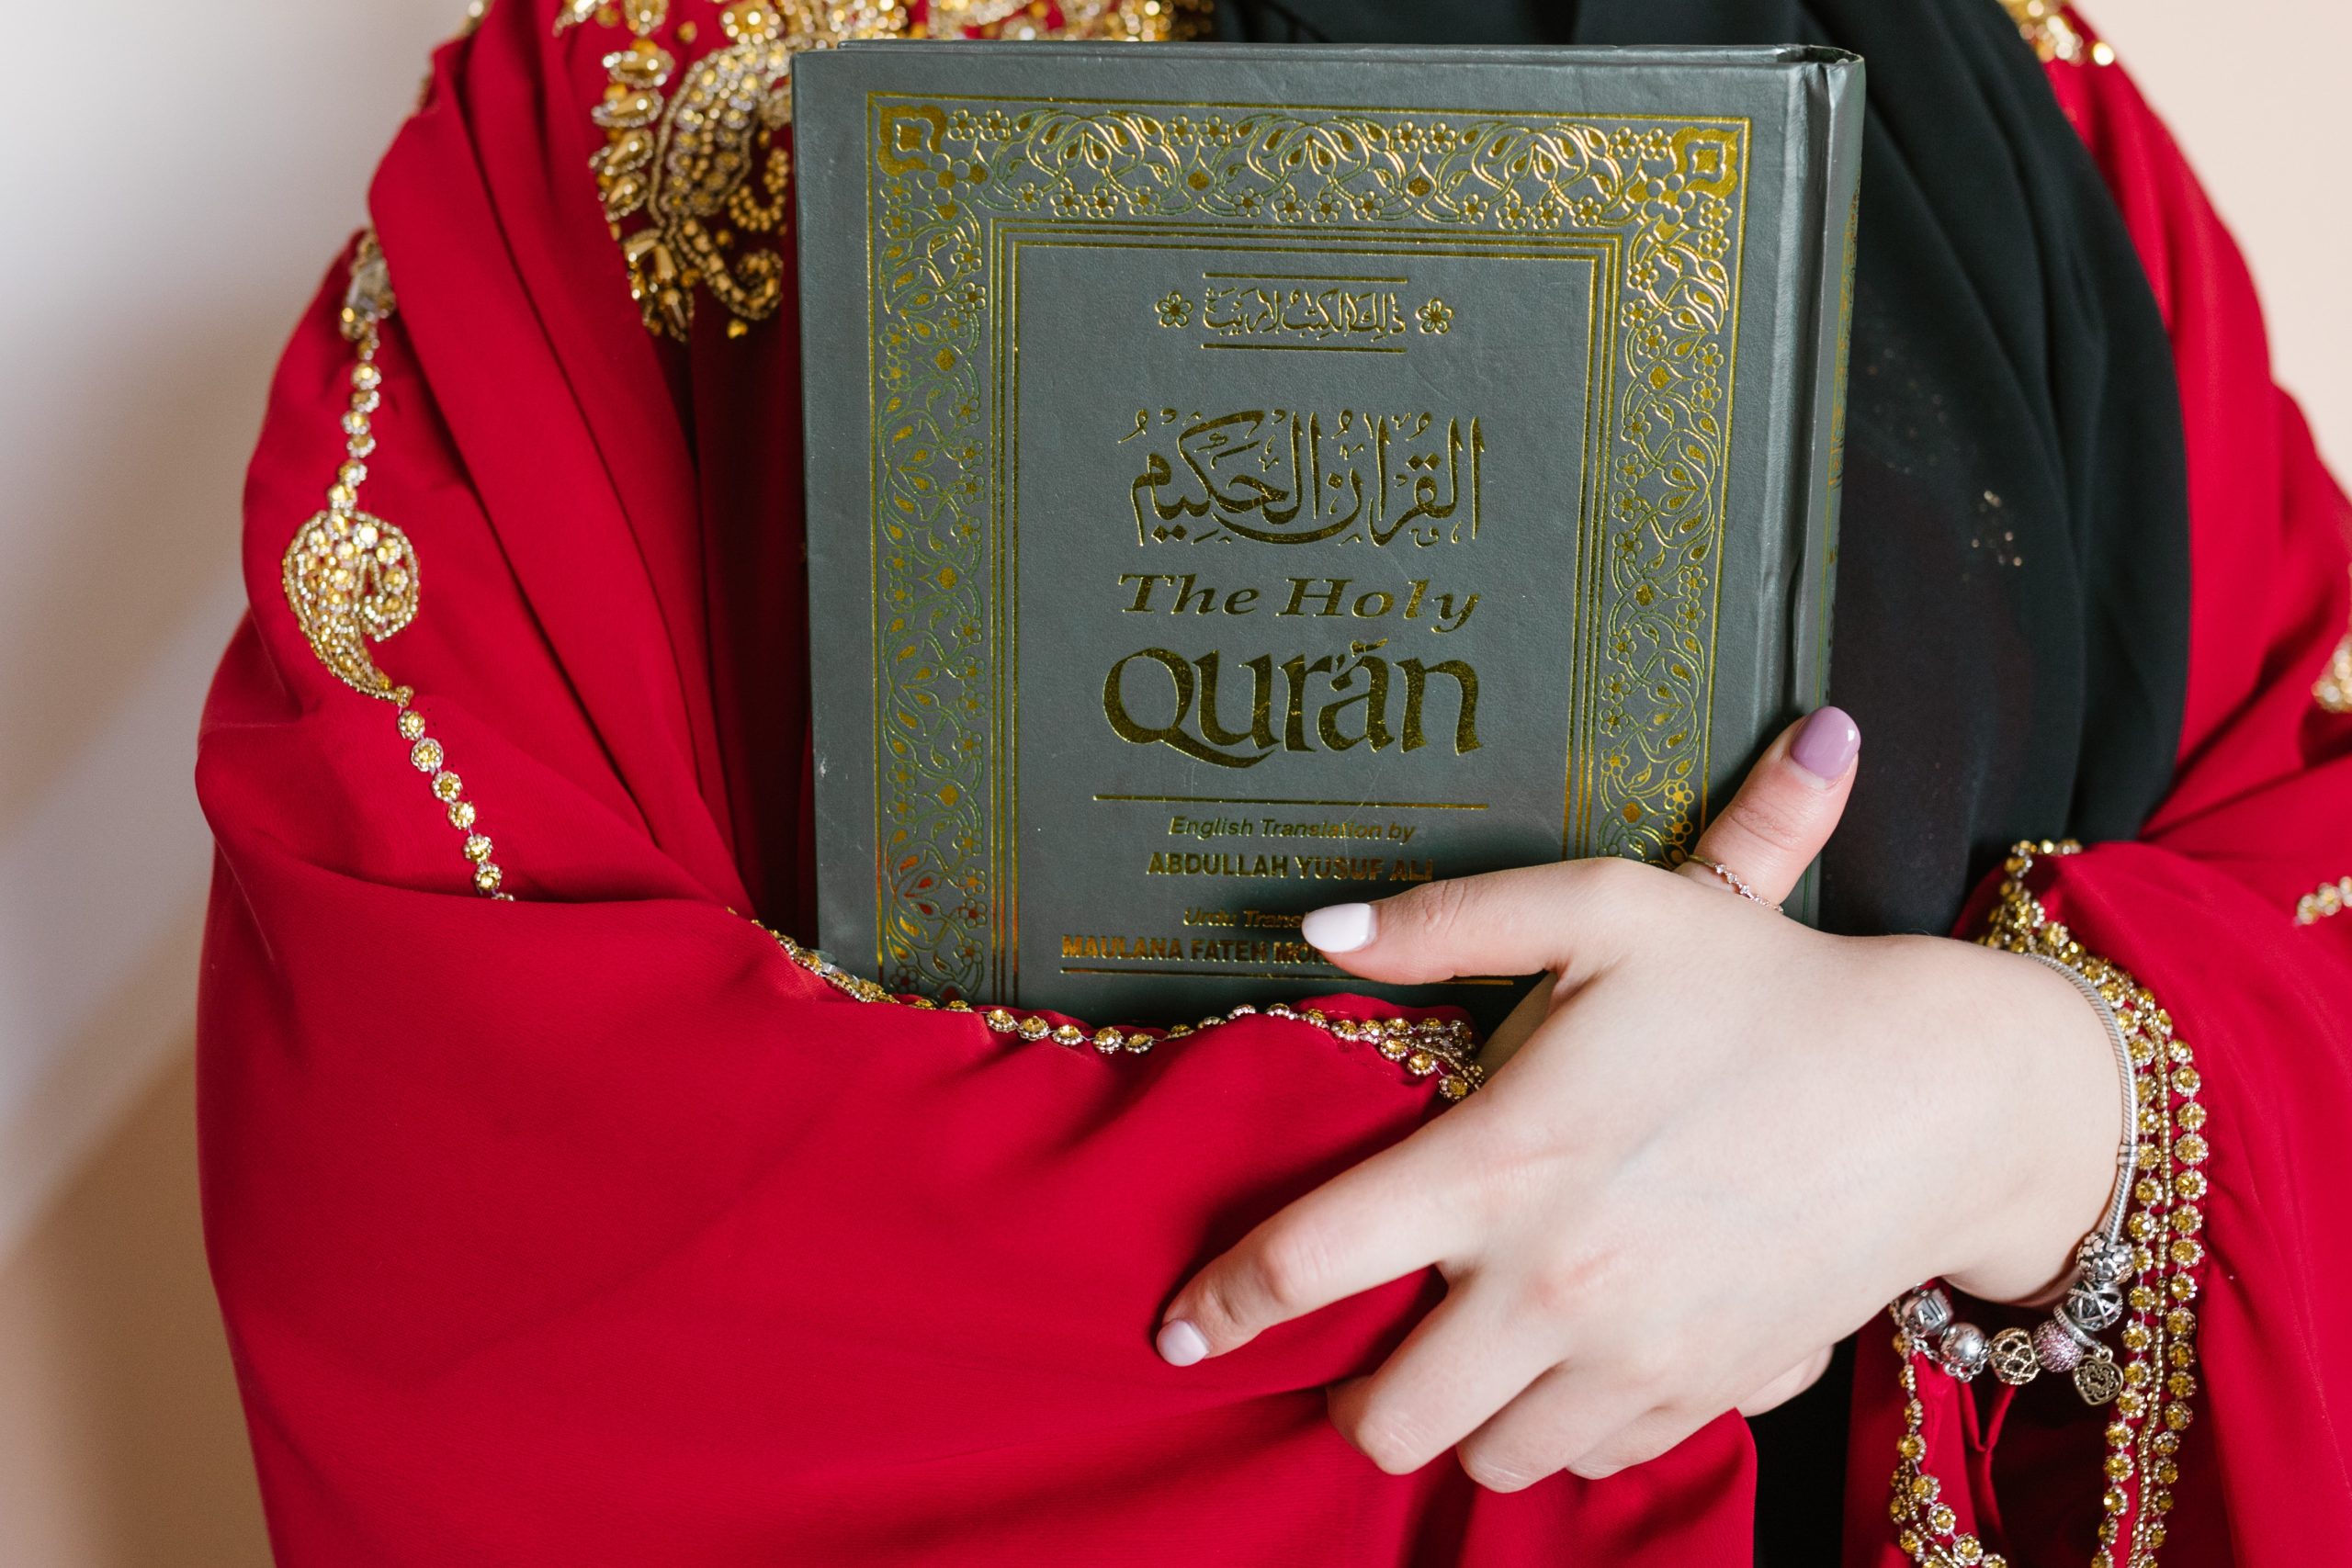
left=196, top=4, right=2352, bottom=1563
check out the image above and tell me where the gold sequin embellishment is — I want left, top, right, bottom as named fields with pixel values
left=2295, top=874, right=2352, bottom=926
left=2297, top=573, right=2350, bottom=920
left=2314, top=570, right=2352, bottom=715
left=769, top=928, right=1487, bottom=1099
left=558, top=0, right=1208, bottom=339
left=280, top=235, right=512, bottom=900
left=2000, top=0, right=2115, bottom=67
left=2318, top=640, right=2352, bottom=714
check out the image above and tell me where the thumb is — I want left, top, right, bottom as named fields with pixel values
left=1678, top=705, right=1860, bottom=908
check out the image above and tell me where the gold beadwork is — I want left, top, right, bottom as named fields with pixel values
left=924, top=0, right=1205, bottom=41
left=2294, top=874, right=2352, bottom=925
left=2316, top=584, right=2352, bottom=713
left=278, top=235, right=513, bottom=902
left=2308, top=574, right=2352, bottom=917
left=281, top=237, right=415, bottom=704
left=565, top=0, right=1209, bottom=338
left=763, top=927, right=1486, bottom=1096
left=1884, top=840, right=2204, bottom=1568
left=1999, top=0, right=2112, bottom=66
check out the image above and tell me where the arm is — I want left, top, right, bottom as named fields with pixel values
left=1158, top=715, right=2130, bottom=1487
left=1161, top=22, right=2352, bottom=1565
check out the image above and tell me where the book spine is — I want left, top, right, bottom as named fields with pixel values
left=1795, top=59, right=1865, bottom=716
left=1784, top=58, right=1866, bottom=926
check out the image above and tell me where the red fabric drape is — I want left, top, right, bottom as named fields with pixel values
left=198, top=4, right=2352, bottom=1563
left=198, top=4, right=1749, bottom=1562
left=1841, top=21, right=2352, bottom=1566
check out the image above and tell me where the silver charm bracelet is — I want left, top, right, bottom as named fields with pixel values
left=1894, top=951, right=2143, bottom=1404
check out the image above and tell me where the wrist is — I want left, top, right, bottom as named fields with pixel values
left=1940, top=945, right=2127, bottom=1305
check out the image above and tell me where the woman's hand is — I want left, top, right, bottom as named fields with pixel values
left=1154, top=708, right=2122, bottom=1488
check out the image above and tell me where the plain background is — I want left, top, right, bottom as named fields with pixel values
left=0, top=2, right=2341, bottom=1562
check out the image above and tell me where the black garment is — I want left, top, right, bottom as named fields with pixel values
left=1215, top=0, right=2193, bottom=1560
left=1216, top=0, right=2189, bottom=939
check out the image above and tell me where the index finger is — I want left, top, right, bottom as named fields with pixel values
left=1295, top=856, right=1645, bottom=991
left=1156, top=1112, right=1476, bottom=1365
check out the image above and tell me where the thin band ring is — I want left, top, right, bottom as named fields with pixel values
left=1688, top=855, right=1783, bottom=913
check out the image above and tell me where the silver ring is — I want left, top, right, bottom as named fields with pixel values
left=1689, top=856, right=1782, bottom=912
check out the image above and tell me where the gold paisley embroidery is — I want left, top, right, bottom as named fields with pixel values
left=280, top=236, right=512, bottom=899
left=282, top=238, right=415, bottom=705
left=567, top=0, right=1208, bottom=339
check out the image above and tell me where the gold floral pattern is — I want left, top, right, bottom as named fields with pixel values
left=865, top=102, right=1749, bottom=994
left=1884, top=840, right=2204, bottom=1568
left=561, top=0, right=1210, bottom=339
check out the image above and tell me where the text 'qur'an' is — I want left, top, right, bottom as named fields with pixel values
left=796, top=39, right=1863, bottom=1023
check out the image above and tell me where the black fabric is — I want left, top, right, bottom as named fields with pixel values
left=1216, top=0, right=2193, bottom=1559
left=1213, top=0, right=2191, bottom=942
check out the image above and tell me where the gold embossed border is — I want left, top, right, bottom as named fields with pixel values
left=867, top=96, right=1750, bottom=997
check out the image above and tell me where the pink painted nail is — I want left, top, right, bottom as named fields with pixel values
left=1788, top=705, right=1860, bottom=783
left=1156, top=1319, right=1210, bottom=1367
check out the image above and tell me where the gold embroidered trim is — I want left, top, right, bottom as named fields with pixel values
left=1883, top=840, right=2205, bottom=1568
left=562, top=0, right=1209, bottom=339
left=280, top=235, right=512, bottom=900
left=2000, top=0, right=2115, bottom=67
left=2295, top=874, right=2352, bottom=925
left=917, top=0, right=1200, bottom=39
left=765, top=928, right=1487, bottom=1098
left=2318, top=640, right=2352, bottom=713
left=2295, top=572, right=2349, bottom=919
left=282, top=238, right=414, bottom=704
left=2314, top=572, right=2352, bottom=714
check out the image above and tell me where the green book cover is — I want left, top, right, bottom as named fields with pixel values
left=796, top=40, right=1862, bottom=1025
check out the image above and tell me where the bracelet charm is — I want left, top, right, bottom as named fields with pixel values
left=1883, top=840, right=2208, bottom=1568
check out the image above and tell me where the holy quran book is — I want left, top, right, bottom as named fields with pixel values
left=796, top=41, right=1863, bottom=1025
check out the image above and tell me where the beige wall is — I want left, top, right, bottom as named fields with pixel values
left=0, top=2, right=480, bottom=1562
left=2095, top=0, right=2352, bottom=473
left=0, top=4, right=2342, bottom=1565
left=0, top=1044, right=268, bottom=1566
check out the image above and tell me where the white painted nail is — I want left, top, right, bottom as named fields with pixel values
left=1157, top=1319, right=1210, bottom=1367
left=1301, top=902, right=1376, bottom=954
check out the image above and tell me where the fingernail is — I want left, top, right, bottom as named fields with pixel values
left=1788, top=705, right=1860, bottom=784
left=1156, top=1319, right=1210, bottom=1367
left=1301, top=902, right=1376, bottom=953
